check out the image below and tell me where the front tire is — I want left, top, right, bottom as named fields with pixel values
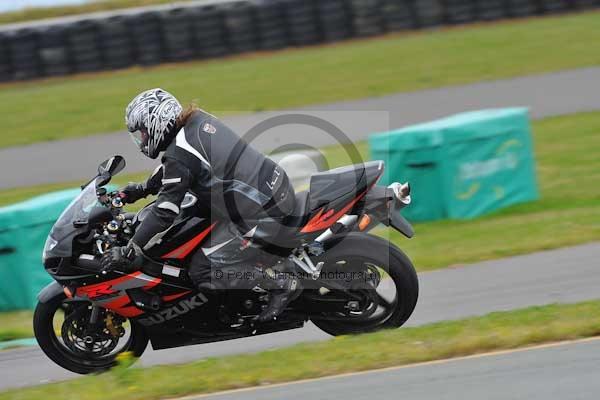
left=33, top=294, right=148, bottom=375
left=311, top=233, right=418, bottom=336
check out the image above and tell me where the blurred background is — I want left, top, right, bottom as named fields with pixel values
left=0, top=0, right=599, bottom=397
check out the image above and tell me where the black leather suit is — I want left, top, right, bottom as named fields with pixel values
left=131, top=110, right=295, bottom=287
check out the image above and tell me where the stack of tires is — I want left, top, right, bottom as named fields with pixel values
left=413, top=0, right=445, bottom=27
left=539, top=0, right=569, bottom=13
left=1, top=0, right=599, bottom=84
left=349, top=0, right=385, bottom=37
left=222, top=1, right=258, bottom=53
left=574, top=0, right=600, bottom=9
left=6, top=29, right=40, bottom=80
left=160, top=8, right=196, bottom=62
left=316, top=0, right=352, bottom=42
left=254, top=0, right=289, bottom=50
left=443, top=0, right=476, bottom=24
left=37, top=25, right=70, bottom=77
left=282, top=0, right=321, bottom=46
left=66, top=20, right=103, bottom=73
left=0, top=33, right=12, bottom=82
left=505, top=0, right=537, bottom=17
left=97, top=16, right=133, bottom=70
left=381, top=0, right=416, bottom=32
left=475, top=0, right=508, bottom=21
left=192, top=5, right=229, bottom=58
left=128, top=11, right=164, bottom=65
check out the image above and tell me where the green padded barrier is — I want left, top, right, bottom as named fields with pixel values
left=369, top=108, right=539, bottom=222
left=0, top=189, right=80, bottom=311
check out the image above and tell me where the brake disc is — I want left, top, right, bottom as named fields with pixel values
left=60, top=307, right=119, bottom=358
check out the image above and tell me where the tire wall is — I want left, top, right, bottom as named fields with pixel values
left=0, top=0, right=597, bottom=82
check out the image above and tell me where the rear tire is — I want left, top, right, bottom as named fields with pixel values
left=33, top=294, right=148, bottom=375
left=311, top=233, right=418, bottom=335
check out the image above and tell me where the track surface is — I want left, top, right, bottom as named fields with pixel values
left=2, top=67, right=600, bottom=188
left=0, top=242, right=598, bottom=391
left=192, top=338, right=600, bottom=400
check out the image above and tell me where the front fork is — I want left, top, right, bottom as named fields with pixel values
left=82, top=305, right=102, bottom=348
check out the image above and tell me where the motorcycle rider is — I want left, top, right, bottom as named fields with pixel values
left=100, top=88, right=301, bottom=323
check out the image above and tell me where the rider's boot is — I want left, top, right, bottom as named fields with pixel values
left=255, top=260, right=302, bottom=323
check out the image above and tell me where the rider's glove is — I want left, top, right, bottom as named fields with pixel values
left=100, top=245, right=138, bottom=275
left=119, top=182, right=146, bottom=204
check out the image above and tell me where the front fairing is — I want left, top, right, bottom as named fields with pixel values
left=43, top=182, right=100, bottom=261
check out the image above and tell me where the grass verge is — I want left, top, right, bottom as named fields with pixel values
left=0, top=172, right=149, bottom=208
left=0, top=311, right=33, bottom=342
left=1, top=11, right=600, bottom=148
left=2, top=300, right=600, bottom=399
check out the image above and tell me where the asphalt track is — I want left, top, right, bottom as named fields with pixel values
left=2, top=67, right=600, bottom=189
left=0, top=242, right=598, bottom=391
left=190, top=338, right=600, bottom=400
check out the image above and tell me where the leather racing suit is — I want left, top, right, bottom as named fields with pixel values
left=129, top=109, right=296, bottom=291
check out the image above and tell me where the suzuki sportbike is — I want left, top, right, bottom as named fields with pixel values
left=35, top=155, right=418, bottom=374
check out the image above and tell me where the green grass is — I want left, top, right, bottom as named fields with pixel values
left=0, top=173, right=149, bottom=208
left=2, top=11, right=600, bottom=148
left=0, top=0, right=194, bottom=25
left=2, top=300, right=600, bottom=399
left=0, top=311, right=33, bottom=342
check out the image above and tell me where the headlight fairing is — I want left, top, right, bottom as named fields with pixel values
left=42, top=236, right=58, bottom=261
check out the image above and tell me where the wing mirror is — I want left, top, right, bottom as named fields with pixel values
left=98, top=155, right=126, bottom=177
left=82, top=155, right=127, bottom=189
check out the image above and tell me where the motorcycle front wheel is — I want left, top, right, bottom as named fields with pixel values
left=33, top=294, right=148, bottom=374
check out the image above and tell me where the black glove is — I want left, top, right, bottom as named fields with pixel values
left=100, top=245, right=137, bottom=275
left=120, top=182, right=146, bottom=204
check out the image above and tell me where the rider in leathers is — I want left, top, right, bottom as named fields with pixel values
left=100, top=88, right=300, bottom=323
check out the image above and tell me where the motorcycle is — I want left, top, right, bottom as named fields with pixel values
left=35, top=155, right=418, bottom=374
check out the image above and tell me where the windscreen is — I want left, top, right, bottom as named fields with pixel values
left=50, top=181, right=99, bottom=236
left=44, top=181, right=101, bottom=260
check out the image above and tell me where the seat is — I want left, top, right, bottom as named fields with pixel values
left=307, top=164, right=367, bottom=210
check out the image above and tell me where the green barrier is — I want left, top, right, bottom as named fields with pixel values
left=369, top=108, right=539, bottom=222
left=0, top=189, right=80, bottom=311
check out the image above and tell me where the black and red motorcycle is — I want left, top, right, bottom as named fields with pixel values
left=35, top=155, right=418, bottom=374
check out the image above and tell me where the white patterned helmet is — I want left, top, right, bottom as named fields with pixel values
left=125, top=88, right=183, bottom=159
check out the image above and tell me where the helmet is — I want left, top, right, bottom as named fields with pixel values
left=125, top=88, right=183, bottom=159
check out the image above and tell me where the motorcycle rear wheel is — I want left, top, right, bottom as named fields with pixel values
left=310, top=233, right=419, bottom=336
left=33, top=294, right=148, bottom=375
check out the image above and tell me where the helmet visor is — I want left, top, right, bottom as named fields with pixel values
left=129, top=128, right=149, bottom=154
